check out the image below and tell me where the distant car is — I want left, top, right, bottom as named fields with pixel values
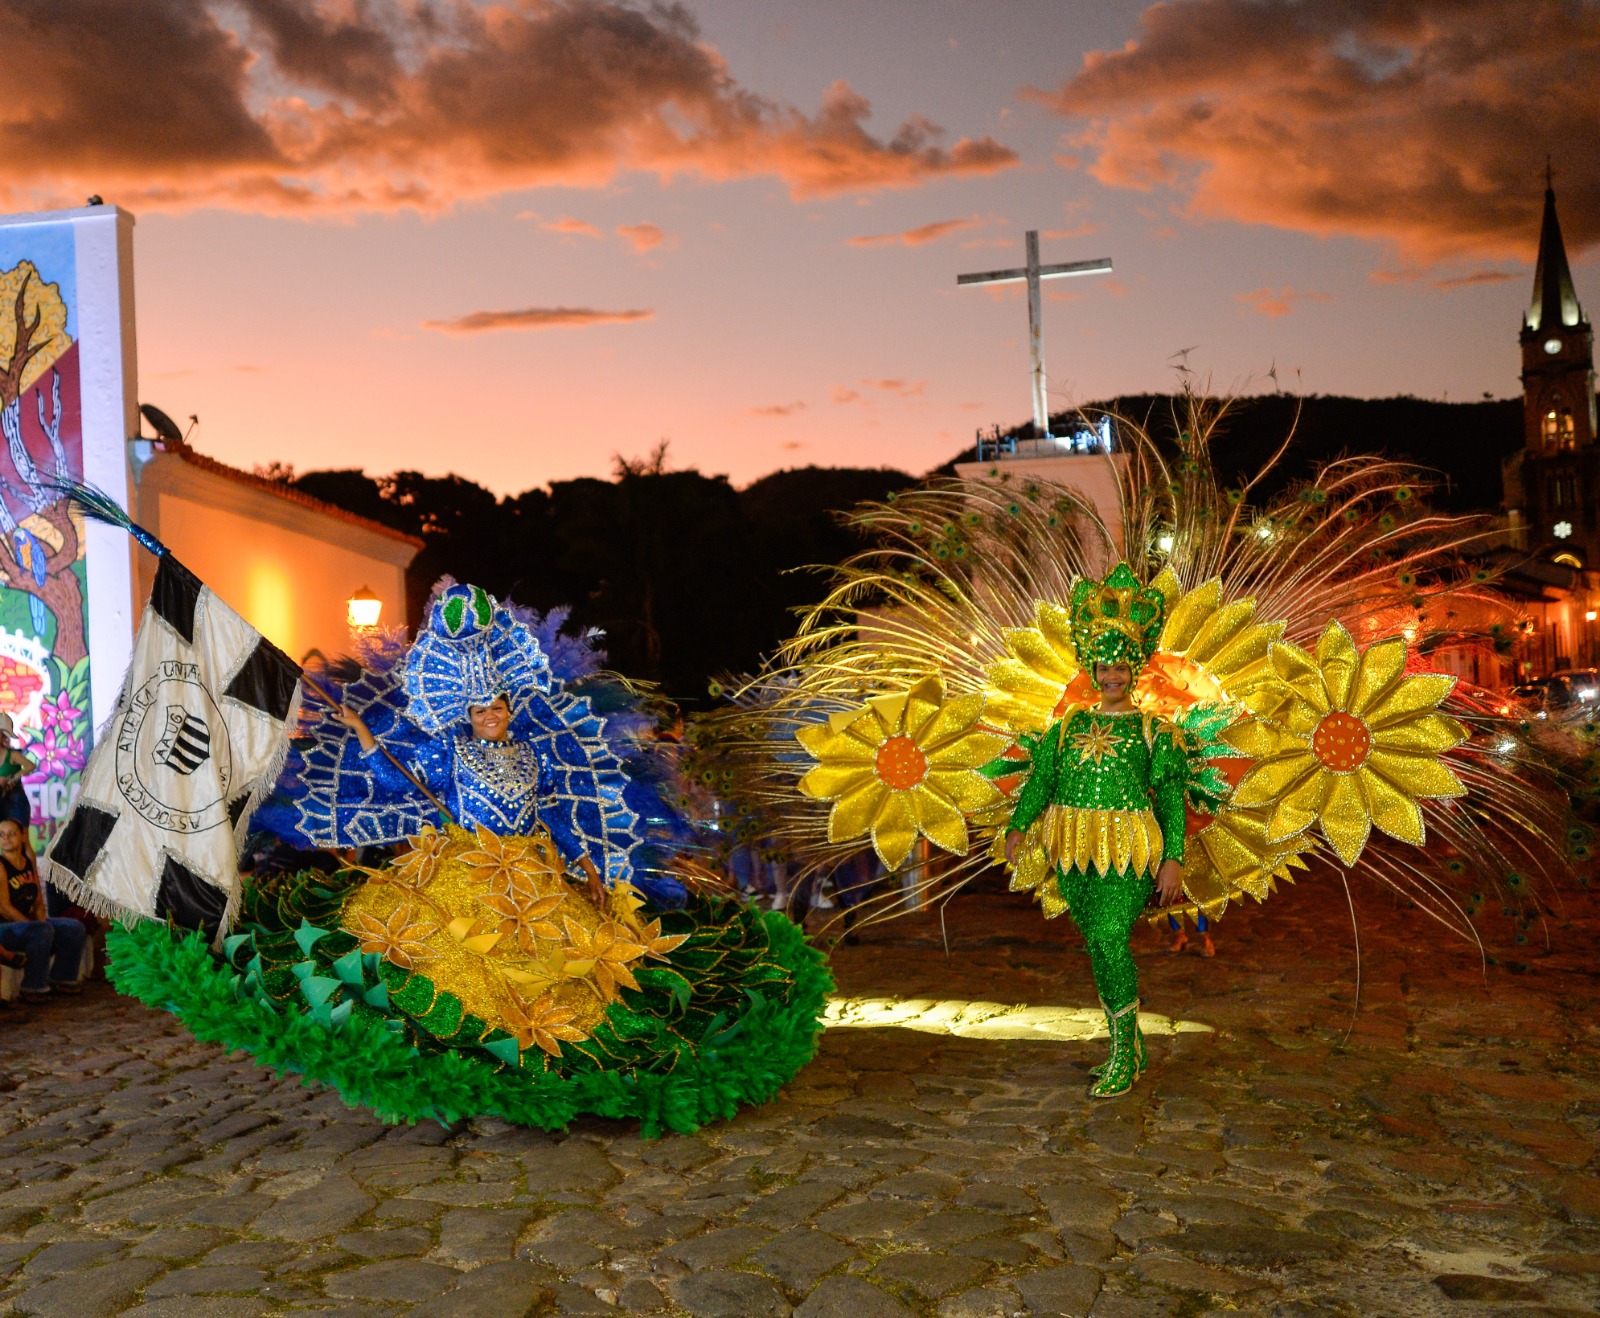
left=1508, top=675, right=1579, bottom=718
left=1552, top=666, right=1600, bottom=703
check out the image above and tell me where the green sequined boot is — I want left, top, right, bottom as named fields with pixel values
left=1088, top=1002, right=1146, bottom=1079
left=1088, top=998, right=1142, bottom=1099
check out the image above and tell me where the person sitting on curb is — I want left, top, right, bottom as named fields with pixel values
left=0, top=819, right=84, bottom=1002
left=0, top=716, right=36, bottom=831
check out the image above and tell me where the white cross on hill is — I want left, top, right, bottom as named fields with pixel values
left=957, top=231, right=1111, bottom=438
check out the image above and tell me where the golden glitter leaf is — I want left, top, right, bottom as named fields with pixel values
left=635, top=917, right=689, bottom=962
left=503, top=989, right=588, bottom=1057
left=349, top=902, right=438, bottom=970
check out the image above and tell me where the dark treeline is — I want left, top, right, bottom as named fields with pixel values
left=295, top=394, right=1530, bottom=702
left=289, top=458, right=918, bottom=705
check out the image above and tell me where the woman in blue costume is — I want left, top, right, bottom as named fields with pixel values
left=112, top=583, right=829, bottom=1135
left=266, top=583, right=654, bottom=901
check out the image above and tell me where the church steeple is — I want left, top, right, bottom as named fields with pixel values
left=1520, top=175, right=1595, bottom=456
left=1526, top=174, right=1586, bottom=334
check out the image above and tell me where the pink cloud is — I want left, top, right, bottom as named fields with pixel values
left=543, top=217, right=603, bottom=239
left=1373, top=266, right=1519, bottom=290
left=617, top=222, right=670, bottom=252
left=835, top=379, right=926, bottom=402
left=423, top=306, right=653, bottom=334
left=848, top=218, right=977, bottom=247
left=1435, top=269, right=1517, bottom=289
left=865, top=378, right=926, bottom=397
left=1030, top=0, right=1600, bottom=261
left=1235, top=286, right=1329, bottom=319
left=0, top=0, right=1017, bottom=216
left=749, top=401, right=806, bottom=417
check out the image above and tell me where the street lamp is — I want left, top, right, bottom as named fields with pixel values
left=346, top=587, right=382, bottom=629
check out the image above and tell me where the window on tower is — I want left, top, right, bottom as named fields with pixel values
left=1541, top=399, right=1577, bottom=450
left=1546, top=473, right=1578, bottom=507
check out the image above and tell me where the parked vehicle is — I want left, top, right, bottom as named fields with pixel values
left=1552, top=666, right=1600, bottom=703
left=1508, top=675, right=1580, bottom=718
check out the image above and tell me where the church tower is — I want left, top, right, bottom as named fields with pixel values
left=1504, top=177, right=1598, bottom=571
left=1520, top=178, right=1596, bottom=453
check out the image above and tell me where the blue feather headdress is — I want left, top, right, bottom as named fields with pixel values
left=403, top=583, right=551, bottom=734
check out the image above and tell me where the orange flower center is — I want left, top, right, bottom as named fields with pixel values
left=875, top=733, right=930, bottom=790
left=1311, top=711, right=1372, bottom=772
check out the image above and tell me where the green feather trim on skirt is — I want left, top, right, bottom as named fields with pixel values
left=107, top=904, right=831, bottom=1138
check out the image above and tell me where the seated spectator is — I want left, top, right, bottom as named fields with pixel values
left=0, top=819, right=84, bottom=1002
left=0, top=715, right=36, bottom=830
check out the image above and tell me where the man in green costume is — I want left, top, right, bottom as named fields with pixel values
left=1000, top=563, right=1190, bottom=1098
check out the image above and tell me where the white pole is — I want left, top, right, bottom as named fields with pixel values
left=1025, top=230, right=1047, bottom=438
left=73, top=206, right=139, bottom=739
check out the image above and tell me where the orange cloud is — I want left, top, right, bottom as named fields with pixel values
left=865, top=378, right=927, bottom=397
left=1041, top=222, right=1096, bottom=240
left=834, top=379, right=926, bottom=402
left=617, top=223, right=669, bottom=252
left=423, top=307, right=653, bottom=333
left=1031, top=0, right=1600, bottom=261
left=543, top=218, right=603, bottom=238
left=1373, top=265, right=1520, bottom=291
left=749, top=401, right=806, bottom=417
left=848, top=218, right=977, bottom=247
left=1435, top=269, right=1517, bottom=290
left=1235, top=287, right=1329, bottom=319
left=0, top=0, right=1017, bottom=216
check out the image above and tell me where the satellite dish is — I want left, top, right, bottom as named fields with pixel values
left=139, top=403, right=184, bottom=445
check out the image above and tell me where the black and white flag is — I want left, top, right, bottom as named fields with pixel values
left=43, top=554, right=301, bottom=937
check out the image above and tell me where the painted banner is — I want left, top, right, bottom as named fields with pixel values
left=0, top=221, right=93, bottom=844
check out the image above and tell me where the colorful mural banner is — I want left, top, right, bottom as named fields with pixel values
left=0, top=221, right=92, bottom=845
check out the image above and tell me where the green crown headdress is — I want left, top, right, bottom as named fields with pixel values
left=1068, top=562, right=1165, bottom=683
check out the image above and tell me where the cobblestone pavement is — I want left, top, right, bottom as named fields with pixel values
left=0, top=876, right=1596, bottom=1317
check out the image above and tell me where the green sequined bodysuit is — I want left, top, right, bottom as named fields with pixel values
left=1007, top=708, right=1189, bottom=1011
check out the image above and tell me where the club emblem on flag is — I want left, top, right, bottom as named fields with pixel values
left=156, top=705, right=213, bottom=775
left=113, top=660, right=234, bottom=832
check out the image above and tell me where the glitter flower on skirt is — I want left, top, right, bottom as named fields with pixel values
left=795, top=674, right=1008, bottom=868
left=1223, top=620, right=1467, bottom=866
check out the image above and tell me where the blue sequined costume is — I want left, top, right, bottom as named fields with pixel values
left=261, top=585, right=658, bottom=889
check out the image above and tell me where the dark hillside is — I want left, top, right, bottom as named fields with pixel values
left=944, top=394, right=1531, bottom=512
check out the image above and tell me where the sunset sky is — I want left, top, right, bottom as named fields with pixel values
left=4, top=0, right=1597, bottom=493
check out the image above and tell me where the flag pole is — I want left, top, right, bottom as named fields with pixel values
left=299, top=674, right=606, bottom=900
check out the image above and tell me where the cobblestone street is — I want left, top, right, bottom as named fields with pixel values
left=0, top=875, right=1596, bottom=1317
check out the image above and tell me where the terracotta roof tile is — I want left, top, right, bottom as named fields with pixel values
left=164, top=441, right=426, bottom=549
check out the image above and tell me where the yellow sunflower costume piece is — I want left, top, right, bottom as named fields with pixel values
left=796, top=674, right=1008, bottom=868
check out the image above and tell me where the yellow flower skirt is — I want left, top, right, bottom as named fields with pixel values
left=1009, top=805, right=1165, bottom=918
